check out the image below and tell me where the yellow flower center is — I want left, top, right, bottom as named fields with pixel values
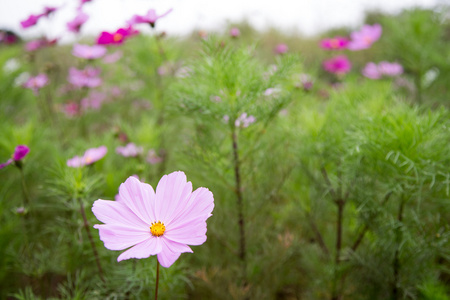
left=150, top=221, right=165, bottom=237
left=113, top=33, right=123, bottom=42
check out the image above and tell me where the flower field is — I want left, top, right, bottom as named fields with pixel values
left=0, top=3, right=449, bottom=299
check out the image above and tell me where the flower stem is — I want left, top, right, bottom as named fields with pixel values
left=231, top=128, right=247, bottom=282
left=19, top=168, right=31, bottom=206
left=392, top=198, right=405, bottom=300
left=155, top=259, right=160, bottom=300
left=78, top=198, right=105, bottom=283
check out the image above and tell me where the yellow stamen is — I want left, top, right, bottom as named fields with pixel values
left=113, top=33, right=123, bottom=42
left=150, top=221, right=165, bottom=237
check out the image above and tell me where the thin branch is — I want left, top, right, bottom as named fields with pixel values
left=321, top=166, right=338, bottom=200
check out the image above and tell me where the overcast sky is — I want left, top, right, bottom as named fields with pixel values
left=0, top=0, right=444, bottom=43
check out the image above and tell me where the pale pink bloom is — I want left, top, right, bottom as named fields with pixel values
left=223, top=115, right=230, bottom=123
left=73, top=44, right=107, bottom=59
left=235, top=113, right=256, bottom=128
left=348, top=24, right=382, bottom=51
left=68, top=67, right=102, bottom=88
left=62, top=102, right=80, bottom=117
left=20, top=14, right=44, bottom=28
left=92, top=171, right=214, bottom=267
left=378, top=61, right=403, bottom=77
left=230, top=27, right=240, bottom=37
left=67, top=146, right=107, bottom=167
left=110, top=86, right=122, bottom=97
left=210, top=95, right=221, bottom=103
left=320, top=37, right=349, bottom=50
left=103, top=50, right=123, bottom=64
left=323, top=55, right=352, bottom=75
left=264, top=87, right=281, bottom=97
left=24, top=39, right=48, bottom=52
left=81, top=92, right=106, bottom=110
left=24, top=74, right=48, bottom=95
left=67, top=11, right=89, bottom=33
left=146, top=149, right=162, bottom=164
left=128, top=8, right=173, bottom=28
left=0, top=145, right=30, bottom=169
left=274, top=43, right=288, bottom=54
left=297, top=74, right=314, bottom=91
left=116, top=143, right=144, bottom=157
left=175, top=66, right=192, bottom=78
left=362, top=62, right=382, bottom=79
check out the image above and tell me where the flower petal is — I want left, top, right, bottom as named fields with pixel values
left=119, top=176, right=156, bottom=224
left=157, top=238, right=183, bottom=268
left=94, top=224, right=150, bottom=250
left=92, top=199, right=149, bottom=228
left=168, top=187, right=214, bottom=227
left=117, top=236, right=162, bottom=261
left=155, top=171, right=192, bottom=223
left=164, top=217, right=208, bottom=246
left=161, top=236, right=193, bottom=254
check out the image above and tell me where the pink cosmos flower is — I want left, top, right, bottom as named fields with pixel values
left=0, top=145, right=30, bottom=169
left=128, top=8, right=173, bottom=28
left=43, top=6, right=58, bottom=17
left=24, top=37, right=58, bottom=52
left=62, top=101, right=80, bottom=117
left=24, top=74, right=48, bottom=95
left=97, top=27, right=137, bottom=45
left=348, top=24, right=382, bottom=51
left=146, top=149, right=162, bottom=164
left=92, top=171, right=214, bottom=267
left=362, top=62, right=382, bottom=79
left=20, top=14, right=44, bottom=28
left=230, top=27, right=240, bottom=37
left=81, top=91, right=107, bottom=111
left=102, top=50, right=123, bottom=64
left=274, top=43, right=288, bottom=54
left=235, top=113, right=256, bottom=128
left=378, top=61, right=403, bottom=77
left=73, top=44, right=107, bottom=60
left=68, top=67, right=102, bottom=88
left=67, top=146, right=107, bottom=168
left=67, top=11, right=89, bottom=33
left=323, top=55, right=352, bottom=75
left=116, top=143, right=144, bottom=157
left=320, top=37, right=349, bottom=50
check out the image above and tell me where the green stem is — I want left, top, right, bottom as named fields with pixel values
left=155, top=259, right=160, bottom=300
left=19, top=168, right=31, bottom=206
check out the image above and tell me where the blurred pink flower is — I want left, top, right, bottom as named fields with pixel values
left=20, top=14, right=44, bottom=28
left=92, top=171, right=214, bottom=267
left=320, top=37, right=349, bottom=50
left=323, top=55, right=352, bottom=75
left=116, top=143, right=144, bottom=157
left=362, top=62, right=381, bottom=79
left=146, top=149, right=162, bottom=164
left=81, top=91, right=107, bottom=111
left=378, top=61, right=403, bottom=77
left=24, top=38, right=57, bottom=52
left=230, top=27, right=240, bottom=37
left=274, top=43, right=288, bottom=54
left=0, top=145, right=30, bottom=169
left=102, top=50, right=123, bottom=64
left=24, top=74, right=48, bottom=95
left=68, top=67, right=102, bottom=88
left=43, top=6, right=58, bottom=17
left=73, top=44, right=107, bottom=59
left=97, top=27, right=137, bottom=45
left=67, top=146, right=107, bottom=168
left=348, top=24, right=382, bottom=51
left=128, top=8, right=173, bottom=28
left=67, top=11, right=89, bottom=33
left=235, top=113, right=256, bottom=128
left=62, top=101, right=80, bottom=117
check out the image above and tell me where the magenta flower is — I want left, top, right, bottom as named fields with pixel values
left=97, top=27, right=137, bottom=45
left=348, top=24, right=382, bottom=51
left=323, top=55, right=352, bottom=75
left=146, top=149, right=162, bottom=164
left=235, top=113, right=256, bottom=128
left=43, top=6, right=58, bottom=17
left=68, top=67, right=102, bottom=88
left=230, top=27, right=240, bottom=38
left=378, top=61, right=403, bottom=77
left=67, top=11, right=89, bottom=33
left=128, top=8, right=173, bottom=28
left=73, top=44, right=107, bottom=60
left=20, top=14, right=44, bottom=28
left=362, top=62, right=382, bottom=79
left=116, top=143, right=144, bottom=157
left=24, top=74, right=48, bottom=95
left=1, top=145, right=30, bottom=169
left=274, top=43, right=288, bottom=54
left=62, top=101, right=80, bottom=117
left=92, top=171, right=214, bottom=267
left=320, top=37, right=349, bottom=50
left=24, top=38, right=53, bottom=52
left=67, top=146, right=107, bottom=168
